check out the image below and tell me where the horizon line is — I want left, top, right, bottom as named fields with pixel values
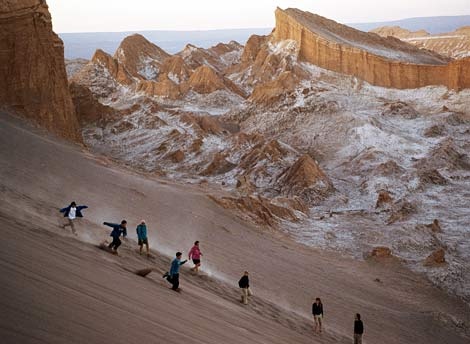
left=56, top=12, right=470, bottom=35
left=57, top=27, right=272, bottom=35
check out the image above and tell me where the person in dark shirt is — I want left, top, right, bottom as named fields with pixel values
left=312, top=297, right=324, bottom=333
left=238, top=271, right=252, bottom=305
left=103, top=220, right=127, bottom=254
left=60, top=201, right=88, bottom=235
left=354, top=313, right=364, bottom=344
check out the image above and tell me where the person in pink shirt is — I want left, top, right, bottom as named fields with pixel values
left=188, top=241, right=203, bottom=272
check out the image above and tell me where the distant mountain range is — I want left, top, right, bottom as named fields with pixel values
left=60, top=28, right=271, bottom=59
left=61, top=15, right=470, bottom=59
left=349, top=15, right=470, bottom=34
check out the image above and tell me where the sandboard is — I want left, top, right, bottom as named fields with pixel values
left=98, top=242, right=118, bottom=255
left=135, top=268, right=155, bottom=277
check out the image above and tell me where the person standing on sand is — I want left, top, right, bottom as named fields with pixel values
left=136, top=220, right=149, bottom=256
left=103, top=220, right=127, bottom=253
left=188, top=241, right=203, bottom=272
left=238, top=271, right=252, bottom=305
left=312, top=297, right=324, bottom=333
left=164, top=252, right=187, bottom=291
left=60, top=201, right=88, bottom=235
left=354, top=313, right=364, bottom=344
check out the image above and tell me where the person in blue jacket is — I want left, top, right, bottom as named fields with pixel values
left=59, top=201, right=88, bottom=235
left=163, top=252, right=187, bottom=291
left=103, top=220, right=127, bottom=253
left=136, top=220, right=150, bottom=256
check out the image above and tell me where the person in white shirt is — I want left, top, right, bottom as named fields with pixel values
left=60, top=201, right=88, bottom=235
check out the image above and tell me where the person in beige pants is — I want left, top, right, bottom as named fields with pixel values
left=238, top=271, right=252, bottom=305
left=59, top=201, right=88, bottom=235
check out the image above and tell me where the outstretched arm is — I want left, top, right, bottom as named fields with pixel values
left=77, top=205, right=88, bottom=211
left=103, top=222, right=118, bottom=228
left=59, top=206, right=68, bottom=213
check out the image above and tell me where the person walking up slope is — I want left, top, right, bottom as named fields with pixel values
left=60, top=201, right=88, bottom=235
left=238, top=271, right=252, bottom=305
left=354, top=313, right=364, bottom=344
left=188, top=241, right=203, bottom=272
left=312, top=298, right=324, bottom=333
left=136, top=220, right=150, bottom=257
left=103, top=220, right=127, bottom=254
left=164, top=252, right=187, bottom=291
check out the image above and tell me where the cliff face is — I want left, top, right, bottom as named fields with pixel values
left=0, top=0, right=80, bottom=140
left=273, top=8, right=470, bottom=90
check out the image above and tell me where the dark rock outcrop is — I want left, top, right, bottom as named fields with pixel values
left=0, top=0, right=80, bottom=140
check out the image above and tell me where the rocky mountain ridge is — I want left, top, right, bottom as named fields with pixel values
left=372, top=25, right=470, bottom=59
left=274, top=8, right=470, bottom=90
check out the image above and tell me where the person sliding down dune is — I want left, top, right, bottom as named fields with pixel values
left=59, top=201, right=88, bottom=235
left=188, top=241, right=203, bottom=272
left=103, top=220, right=127, bottom=254
left=136, top=220, right=149, bottom=257
left=163, top=252, right=187, bottom=292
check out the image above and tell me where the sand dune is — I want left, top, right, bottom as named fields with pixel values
left=1, top=113, right=469, bottom=343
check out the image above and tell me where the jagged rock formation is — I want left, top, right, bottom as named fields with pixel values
left=424, top=248, right=447, bottom=267
left=373, top=26, right=470, bottom=59
left=159, top=56, right=192, bottom=83
left=114, top=34, right=171, bottom=80
left=65, top=58, right=88, bottom=78
left=277, top=154, right=333, bottom=204
left=209, top=194, right=307, bottom=226
left=73, top=36, right=246, bottom=101
left=182, top=65, right=245, bottom=97
left=375, top=190, right=393, bottom=209
left=91, top=49, right=135, bottom=85
left=249, top=71, right=298, bottom=104
left=0, top=0, right=80, bottom=140
left=69, top=82, right=115, bottom=124
left=369, top=247, right=393, bottom=259
left=179, top=41, right=242, bottom=72
left=273, top=8, right=470, bottom=90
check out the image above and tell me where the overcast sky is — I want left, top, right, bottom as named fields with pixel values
left=47, top=0, right=470, bottom=33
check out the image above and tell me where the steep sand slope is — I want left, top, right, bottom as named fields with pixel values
left=0, top=114, right=469, bottom=344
